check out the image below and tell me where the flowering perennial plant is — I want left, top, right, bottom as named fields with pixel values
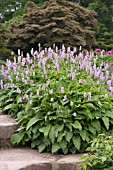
left=0, top=46, right=113, bottom=154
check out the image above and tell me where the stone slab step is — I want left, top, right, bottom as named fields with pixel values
left=0, top=148, right=83, bottom=170
left=0, top=115, right=18, bottom=147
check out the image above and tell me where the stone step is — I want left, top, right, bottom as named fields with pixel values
left=0, top=148, right=83, bottom=170
left=0, top=114, right=18, bottom=147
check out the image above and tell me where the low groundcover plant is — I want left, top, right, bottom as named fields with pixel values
left=0, top=46, right=113, bottom=154
left=80, top=133, right=113, bottom=170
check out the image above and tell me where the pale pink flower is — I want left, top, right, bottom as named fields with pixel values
left=49, top=89, right=53, bottom=94
left=17, top=88, right=21, bottom=94
left=88, top=92, right=91, bottom=101
left=36, top=89, right=40, bottom=96
left=61, top=87, right=64, bottom=93
left=18, top=97, right=22, bottom=103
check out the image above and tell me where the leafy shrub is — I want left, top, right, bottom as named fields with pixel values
left=81, top=133, right=113, bottom=170
left=0, top=46, right=113, bottom=154
left=0, top=47, right=14, bottom=61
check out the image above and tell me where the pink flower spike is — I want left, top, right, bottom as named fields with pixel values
left=18, top=97, right=22, bottom=103
left=17, top=88, right=21, bottom=94
left=107, top=51, right=112, bottom=55
left=36, top=89, right=40, bottom=96
left=30, top=100, right=32, bottom=105
left=83, top=79, right=86, bottom=84
left=61, top=87, right=64, bottom=93
left=88, top=92, right=91, bottom=101
left=84, top=92, right=87, bottom=98
left=23, top=94, right=29, bottom=100
left=95, top=48, right=101, bottom=53
left=49, top=89, right=53, bottom=94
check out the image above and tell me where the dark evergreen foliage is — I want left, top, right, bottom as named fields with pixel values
left=7, top=0, right=98, bottom=51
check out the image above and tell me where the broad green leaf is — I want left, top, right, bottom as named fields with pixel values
left=55, top=124, right=64, bottom=137
left=33, top=132, right=40, bottom=139
left=72, top=120, right=82, bottom=130
left=49, top=126, right=56, bottom=143
left=66, top=123, right=72, bottom=131
left=11, top=131, right=25, bottom=144
left=101, top=156, right=106, bottom=163
left=26, top=115, right=42, bottom=130
left=60, top=138, right=67, bottom=150
left=5, top=98, right=13, bottom=103
left=65, top=131, right=73, bottom=142
left=32, top=124, right=40, bottom=134
left=57, top=131, right=65, bottom=142
left=102, top=117, right=109, bottom=130
left=38, top=143, right=46, bottom=153
left=80, top=130, right=87, bottom=141
left=80, top=162, right=87, bottom=170
left=88, top=124, right=96, bottom=135
left=91, top=120, right=101, bottom=133
left=62, top=147, right=68, bottom=155
left=3, top=104, right=17, bottom=111
left=39, top=124, right=51, bottom=137
left=10, top=133, right=19, bottom=145
left=72, top=135, right=81, bottom=150
left=105, top=111, right=113, bottom=118
left=0, top=95, right=8, bottom=101
left=52, top=143, right=60, bottom=153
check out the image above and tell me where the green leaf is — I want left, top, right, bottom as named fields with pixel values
left=62, top=147, right=68, bottom=155
left=10, top=133, right=19, bottom=145
left=65, top=131, right=73, bottom=142
left=91, top=120, right=101, bottom=133
left=26, top=115, right=42, bottom=130
left=39, top=124, right=51, bottom=137
left=88, top=124, right=96, bottom=135
left=57, top=131, right=65, bottom=142
left=0, top=95, right=8, bottom=102
left=55, top=124, right=64, bottom=137
left=72, top=135, right=81, bottom=150
left=3, top=104, right=17, bottom=111
left=49, top=126, right=56, bottom=143
left=60, top=138, right=67, bottom=150
left=38, top=143, right=46, bottom=153
left=11, top=130, right=25, bottom=144
left=5, top=98, right=13, bottom=103
left=52, top=143, right=60, bottom=153
left=105, top=111, right=113, bottom=118
left=101, top=156, right=106, bottom=163
left=102, top=117, right=109, bottom=130
left=72, top=120, right=82, bottom=130
left=80, top=130, right=87, bottom=141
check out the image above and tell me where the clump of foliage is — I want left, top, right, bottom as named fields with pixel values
left=81, top=133, right=113, bottom=170
left=0, top=46, right=113, bottom=154
left=7, top=0, right=98, bottom=52
left=0, top=23, right=10, bottom=48
left=0, top=48, right=13, bottom=61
